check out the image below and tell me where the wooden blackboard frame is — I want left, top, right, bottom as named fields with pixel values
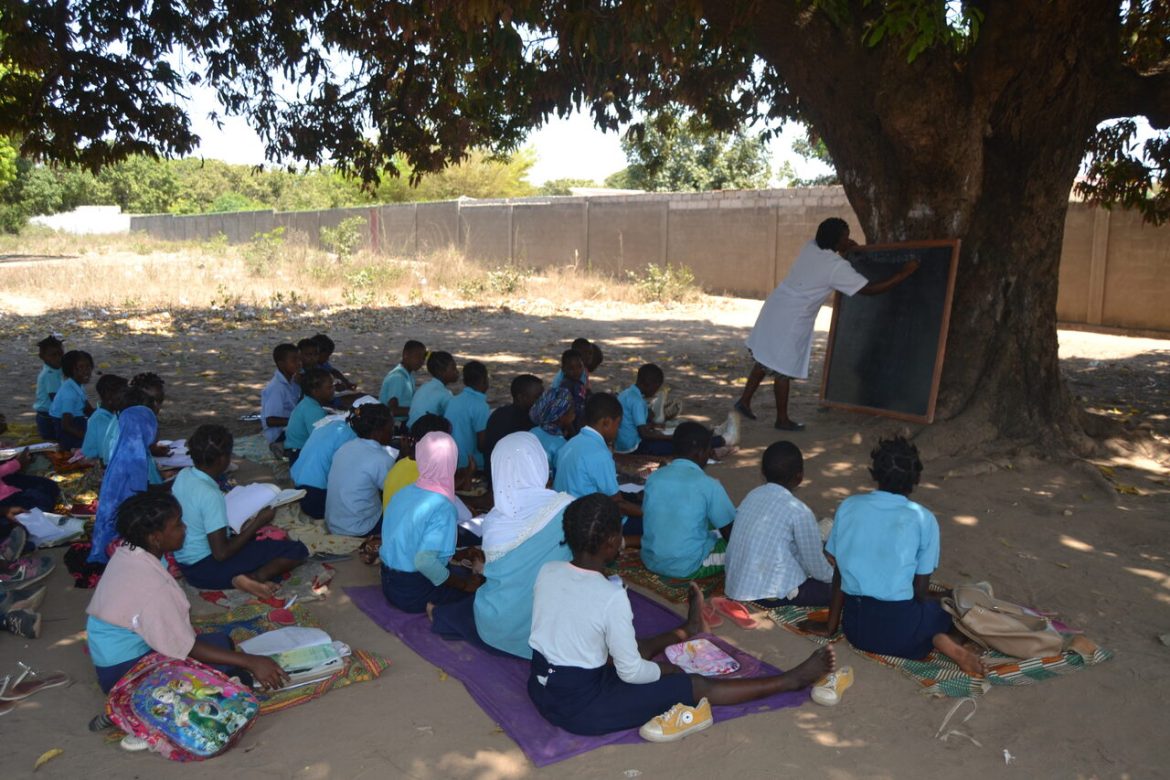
left=818, top=239, right=961, bottom=424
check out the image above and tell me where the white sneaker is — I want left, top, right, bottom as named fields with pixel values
left=120, top=735, right=150, bottom=752
left=716, top=411, right=740, bottom=447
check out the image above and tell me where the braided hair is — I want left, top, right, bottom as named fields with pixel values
left=869, top=435, right=923, bottom=495
left=562, top=494, right=622, bottom=557
left=188, top=424, right=235, bottom=469
left=349, top=402, right=394, bottom=438
left=116, top=491, right=181, bottom=550
left=130, top=372, right=165, bottom=392
left=409, top=412, right=451, bottom=440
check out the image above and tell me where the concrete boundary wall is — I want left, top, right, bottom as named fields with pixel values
left=128, top=188, right=1170, bottom=333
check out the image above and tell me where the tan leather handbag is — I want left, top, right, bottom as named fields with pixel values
left=942, top=584, right=1065, bottom=659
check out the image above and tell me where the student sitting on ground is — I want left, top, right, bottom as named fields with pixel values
left=528, top=387, right=575, bottom=475
left=444, top=360, right=491, bottom=473
left=284, top=368, right=335, bottom=463
left=431, top=431, right=573, bottom=658
left=312, top=333, right=357, bottom=392
left=88, top=405, right=161, bottom=564
left=49, top=349, right=95, bottom=449
left=260, top=343, right=303, bottom=447
left=379, top=339, right=426, bottom=421
left=382, top=414, right=454, bottom=510
left=129, top=373, right=171, bottom=462
left=806, top=436, right=989, bottom=676
left=380, top=432, right=483, bottom=613
left=552, top=393, right=642, bottom=524
left=527, top=494, right=835, bottom=739
left=99, top=389, right=164, bottom=489
left=81, top=374, right=128, bottom=460
left=550, top=349, right=588, bottom=430
left=86, top=492, right=287, bottom=694
left=407, top=350, right=459, bottom=427
left=481, top=374, right=543, bottom=472
left=32, top=335, right=64, bottom=441
left=641, top=422, right=736, bottom=579
left=724, top=441, right=833, bottom=606
left=615, top=363, right=673, bottom=455
left=172, top=425, right=308, bottom=599
left=289, top=397, right=378, bottom=519
left=574, top=337, right=604, bottom=376
left=325, top=403, right=397, bottom=537
left=296, top=337, right=320, bottom=378
left=0, top=449, right=61, bottom=513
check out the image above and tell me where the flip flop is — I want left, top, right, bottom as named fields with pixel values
left=773, top=420, right=806, bottom=431
left=700, top=603, right=724, bottom=629
left=0, top=664, right=71, bottom=701
left=710, top=597, right=760, bottom=630
left=733, top=401, right=757, bottom=421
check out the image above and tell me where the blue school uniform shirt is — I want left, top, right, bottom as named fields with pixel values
left=289, top=419, right=356, bottom=490
left=552, top=426, right=619, bottom=497
left=826, top=490, right=941, bottom=602
left=284, top=396, right=327, bottom=451
left=85, top=615, right=151, bottom=667
left=171, top=467, right=229, bottom=565
left=531, top=427, right=567, bottom=472
left=33, top=364, right=63, bottom=413
left=407, top=379, right=453, bottom=427
left=324, top=438, right=396, bottom=536
left=49, top=377, right=87, bottom=419
left=444, top=387, right=490, bottom=469
left=615, top=384, right=649, bottom=453
left=261, top=370, right=301, bottom=444
left=380, top=484, right=457, bottom=572
left=81, top=407, right=116, bottom=459
left=379, top=363, right=415, bottom=414
left=641, top=459, right=736, bottom=577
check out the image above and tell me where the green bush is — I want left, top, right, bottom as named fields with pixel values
left=319, top=216, right=367, bottom=260
left=487, top=265, right=531, bottom=295
left=243, top=227, right=286, bottom=276
left=628, top=262, right=699, bottom=303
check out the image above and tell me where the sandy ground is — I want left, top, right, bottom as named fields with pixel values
left=0, top=291, right=1167, bottom=779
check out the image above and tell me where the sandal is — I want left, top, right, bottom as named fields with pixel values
left=710, top=596, right=760, bottom=630
left=358, top=536, right=382, bottom=566
left=700, top=603, right=724, bottom=629
left=0, top=663, right=71, bottom=701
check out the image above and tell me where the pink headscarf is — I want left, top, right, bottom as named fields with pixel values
left=414, top=431, right=459, bottom=505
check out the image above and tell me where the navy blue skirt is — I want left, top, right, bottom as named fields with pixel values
left=179, top=538, right=309, bottom=590
left=841, top=594, right=953, bottom=659
left=380, top=565, right=471, bottom=614
left=528, top=650, right=695, bottom=735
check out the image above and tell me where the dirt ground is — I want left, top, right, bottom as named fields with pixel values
left=0, top=287, right=1167, bottom=779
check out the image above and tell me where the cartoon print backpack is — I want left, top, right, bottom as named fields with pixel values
left=106, top=653, right=260, bottom=761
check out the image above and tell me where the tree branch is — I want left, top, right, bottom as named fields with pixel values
left=1100, top=66, right=1170, bottom=128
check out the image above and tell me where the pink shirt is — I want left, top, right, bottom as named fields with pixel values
left=0, top=459, right=22, bottom=503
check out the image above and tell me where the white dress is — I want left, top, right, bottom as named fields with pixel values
left=745, top=240, right=868, bottom=379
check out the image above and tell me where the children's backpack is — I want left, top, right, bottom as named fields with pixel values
left=105, top=653, right=260, bottom=761
left=942, top=584, right=1065, bottom=660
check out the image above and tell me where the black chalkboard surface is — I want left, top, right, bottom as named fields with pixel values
left=819, top=240, right=960, bottom=423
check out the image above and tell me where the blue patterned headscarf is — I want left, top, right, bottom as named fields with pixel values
left=528, top=388, right=573, bottom=435
left=88, top=406, right=158, bottom=564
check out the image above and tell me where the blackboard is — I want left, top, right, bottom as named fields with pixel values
left=819, top=240, right=959, bottom=423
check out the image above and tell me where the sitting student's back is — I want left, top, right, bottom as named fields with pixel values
left=444, top=360, right=491, bottom=471
left=407, top=351, right=459, bottom=427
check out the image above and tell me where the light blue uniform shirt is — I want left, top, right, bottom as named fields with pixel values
left=34, top=364, right=62, bottom=413
left=290, top=419, right=356, bottom=489
left=444, top=387, right=490, bottom=469
left=826, top=491, right=941, bottom=602
left=380, top=484, right=457, bottom=574
left=171, top=467, right=229, bottom=565
left=49, top=377, right=87, bottom=419
left=615, top=384, right=649, bottom=453
left=379, top=363, right=415, bottom=414
left=531, top=428, right=567, bottom=473
left=407, top=379, right=453, bottom=427
left=261, top=370, right=301, bottom=443
left=641, top=459, right=736, bottom=578
left=285, top=396, right=327, bottom=451
left=81, top=407, right=116, bottom=459
left=325, top=438, right=396, bottom=536
left=85, top=615, right=151, bottom=667
left=552, top=426, right=619, bottom=497
left=103, top=416, right=163, bottom=483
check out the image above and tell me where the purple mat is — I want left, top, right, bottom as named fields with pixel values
left=345, top=585, right=807, bottom=767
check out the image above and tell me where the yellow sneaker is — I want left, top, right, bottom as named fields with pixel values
left=639, top=698, right=714, bottom=743
left=811, top=666, right=854, bottom=706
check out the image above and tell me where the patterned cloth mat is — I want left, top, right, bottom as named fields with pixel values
left=184, top=559, right=337, bottom=609
left=763, top=604, right=1113, bottom=698
left=271, top=503, right=364, bottom=556
left=232, top=433, right=289, bottom=481
left=605, top=546, right=725, bottom=602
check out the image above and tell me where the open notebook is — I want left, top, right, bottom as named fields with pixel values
left=224, top=483, right=307, bottom=533
left=238, top=627, right=349, bottom=690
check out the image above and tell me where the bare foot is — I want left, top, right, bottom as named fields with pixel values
left=934, top=633, right=989, bottom=677
left=787, top=645, right=836, bottom=688
left=686, top=582, right=709, bottom=636
left=231, top=574, right=279, bottom=599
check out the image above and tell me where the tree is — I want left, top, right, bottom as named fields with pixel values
left=539, top=178, right=600, bottom=195
left=790, top=136, right=839, bottom=187
left=619, top=109, right=771, bottom=191
left=2, top=2, right=1168, bottom=445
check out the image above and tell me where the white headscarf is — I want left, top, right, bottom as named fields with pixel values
left=481, top=432, right=572, bottom=563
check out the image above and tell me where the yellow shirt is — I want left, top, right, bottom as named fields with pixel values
left=382, top=458, right=420, bottom=511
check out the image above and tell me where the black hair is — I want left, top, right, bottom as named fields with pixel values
left=571, top=338, right=593, bottom=358
left=462, top=360, right=488, bottom=388
left=636, top=363, right=664, bottom=386
left=61, top=349, right=93, bottom=378
left=188, top=424, right=235, bottom=469
left=403, top=339, right=425, bottom=354
left=869, top=435, right=923, bottom=495
left=587, top=343, right=603, bottom=370
left=297, top=337, right=319, bottom=353
left=96, top=374, right=129, bottom=401
left=130, top=372, right=165, bottom=393
left=301, top=367, right=333, bottom=394
left=273, top=343, right=299, bottom=363
left=672, top=421, right=713, bottom=457
left=510, top=374, right=543, bottom=401
left=121, top=387, right=154, bottom=410
left=312, top=333, right=335, bottom=355
left=562, top=493, right=622, bottom=557
left=815, top=217, right=850, bottom=250
left=561, top=349, right=584, bottom=368
left=410, top=412, right=452, bottom=440
left=116, top=491, right=181, bottom=551
left=426, top=350, right=455, bottom=378
left=37, top=335, right=63, bottom=352
left=350, top=402, right=394, bottom=438
left=763, top=440, right=804, bottom=484
left=584, top=392, right=622, bottom=426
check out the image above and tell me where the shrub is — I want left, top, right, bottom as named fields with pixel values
left=319, top=216, right=367, bottom=260
left=628, top=262, right=698, bottom=303
left=243, top=227, right=286, bottom=276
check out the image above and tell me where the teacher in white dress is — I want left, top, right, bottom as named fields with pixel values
left=735, top=218, right=919, bottom=430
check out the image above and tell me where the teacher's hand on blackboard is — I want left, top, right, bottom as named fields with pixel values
left=905, top=258, right=922, bottom=274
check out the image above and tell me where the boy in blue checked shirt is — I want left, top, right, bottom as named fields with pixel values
left=260, top=343, right=303, bottom=446
left=445, top=360, right=491, bottom=474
